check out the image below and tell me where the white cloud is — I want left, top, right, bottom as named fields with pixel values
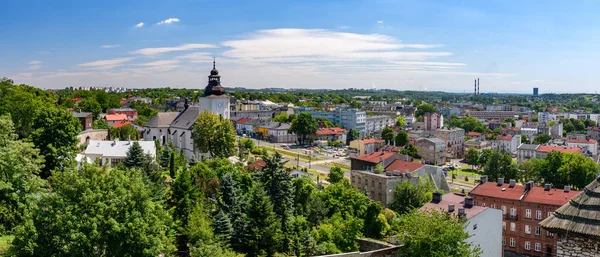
left=136, top=60, right=180, bottom=66
left=130, top=43, right=218, bottom=56
left=135, top=22, right=144, bottom=28
left=377, top=21, right=384, bottom=24
left=100, top=44, right=120, bottom=48
left=37, top=51, right=51, bottom=55
left=28, top=60, right=42, bottom=65
left=77, top=57, right=134, bottom=70
left=157, top=18, right=180, bottom=25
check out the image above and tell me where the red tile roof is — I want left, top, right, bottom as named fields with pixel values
left=588, top=126, right=600, bottom=132
left=360, top=138, right=385, bottom=144
left=316, top=127, right=347, bottom=136
left=351, top=151, right=396, bottom=163
left=235, top=117, right=253, bottom=125
left=536, top=145, right=582, bottom=153
left=105, top=114, right=128, bottom=121
left=385, top=159, right=424, bottom=172
left=420, top=193, right=488, bottom=220
left=501, top=127, right=519, bottom=131
left=470, top=182, right=526, bottom=200
left=523, top=187, right=580, bottom=206
left=497, top=134, right=513, bottom=140
left=247, top=159, right=266, bottom=171
left=568, top=139, right=597, bottom=144
left=112, top=120, right=133, bottom=128
left=467, top=132, right=482, bottom=137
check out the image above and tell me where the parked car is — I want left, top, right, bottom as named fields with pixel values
left=281, top=145, right=291, bottom=150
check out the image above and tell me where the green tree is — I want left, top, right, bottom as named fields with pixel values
left=92, top=119, right=109, bottom=129
left=464, top=147, right=480, bottom=167
left=484, top=148, right=518, bottom=181
left=293, top=177, right=316, bottom=216
left=213, top=210, right=233, bottom=245
left=273, top=113, right=291, bottom=123
left=394, top=130, right=409, bottom=146
left=477, top=148, right=492, bottom=166
left=327, top=166, right=344, bottom=184
left=124, top=141, right=146, bottom=169
left=0, top=115, right=46, bottom=234
left=346, top=129, right=360, bottom=145
left=374, top=163, right=384, bottom=174
left=243, top=186, right=282, bottom=257
left=415, top=103, right=437, bottom=117
left=10, top=166, right=175, bottom=256
left=381, top=127, right=394, bottom=144
left=316, top=117, right=335, bottom=128
left=31, top=107, right=81, bottom=178
left=520, top=134, right=530, bottom=144
left=290, top=113, right=318, bottom=145
left=172, top=166, right=203, bottom=227
left=558, top=152, right=598, bottom=190
left=159, top=146, right=172, bottom=168
left=395, top=116, right=407, bottom=127
left=186, top=206, right=237, bottom=257
left=400, top=144, right=419, bottom=158
left=394, top=210, right=481, bottom=257
left=192, top=110, right=236, bottom=158
left=362, top=202, right=389, bottom=239
left=504, top=118, right=516, bottom=127
left=390, top=179, right=433, bottom=214
left=533, top=134, right=552, bottom=144
left=77, top=98, right=102, bottom=120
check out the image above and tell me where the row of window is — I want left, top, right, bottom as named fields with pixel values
left=502, top=221, right=553, bottom=237
left=351, top=177, right=383, bottom=189
left=480, top=203, right=554, bottom=220
left=502, top=238, right=542, bottom=251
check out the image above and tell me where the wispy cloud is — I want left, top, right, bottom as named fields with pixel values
left=77, top=57, right=134, bottom=70
left=157, top=18, right=180, bottom=25
left=28, top=60, right=42, bottom=65
left=377, top=21, right=384, bottom=24
left=27, top=60, right=42, bottom=70
left=135, top=22, right=144, bottom=28
left=136, top=60, right=180, bottom=67
left=37, top=51, right=51, bottom=55
left=100, top=44, right=120, bottom=49
left=130, top=43, right=218, bottom=56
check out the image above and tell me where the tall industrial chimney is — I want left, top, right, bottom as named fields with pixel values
left=474, top=79, right=477, bottom=96
left=477, top=78, right=480, bottom=95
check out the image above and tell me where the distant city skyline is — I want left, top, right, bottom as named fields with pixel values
left=2, top=0, right=600, bottom=93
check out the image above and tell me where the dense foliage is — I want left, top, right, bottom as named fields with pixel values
left=519, top=151, right=598, bottom=190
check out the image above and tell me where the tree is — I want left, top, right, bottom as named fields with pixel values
left=124, top=141, right=146, bottom=169
left=328, top=166, right=344, bottom=184
left=192, top=110, right=236, bottom=158
left=31, top=107, right=81, bottom=178
left=362, top=202, right=389, bottom=239
left=10, top=166, right=175, bottom=256
left=0, top=115, right=46, bottom=234
left=172, top=166, right=203, bottom=227
left=415, top=103, right=437, bottom=118
left=290, top=113, right=318, bottom=145
left=464, top=147, right=480, bottom=167
left=478, top=148, right=492, bottom=166
left=533, top=134, right=552, bottom=144
left=92, top=119, right=109, bottom=129
left=394, top=130, right=409, bottom=146
left=346, top=129, right=360, bottom=145
left=77, top=98, right=102, bottom=120
left=213, top=210, right=233, bottom=245
left=381, top=127, right=394, bottom=144
left=558, top=152, right=598, bottom=190
left=394, top=210, right=481, bottom=257
left=273, top=113, right=291, bottom=123
left=374, top=163, right=384, bottom=174
left=520, top=134, right=530, bottom=144
left=400, top=144, right=419, bottom=158
left=390, top=179, right=433, bottom=214
left=484, top=148, right=518, bottom=181
left=243, top=186, right=282, bottom=257
left=395, top=116, right=407, bottom=127
left=316, top=117, right=335, bottom=128
left=186, top=206, right=237, bottom=257
left=504, top=118, right=516, bottom=127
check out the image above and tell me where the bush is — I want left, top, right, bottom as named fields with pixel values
left=465, top=176, right=469, bottom=182
left=452, top=174, right=456, bottom=180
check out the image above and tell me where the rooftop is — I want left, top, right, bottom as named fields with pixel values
left=466, top=131, right=482, bottom=137
left=470, top=181, right=526, bottom=200
left=518, top=144, right=540, bottom=151
left=420, top=193, right=488, bottom=220
left=247, top=159, right=266, bottom=171
left=523, top=186, right=579, bottom=206
left=536, top=145, right=582, bottom=153
left=567, top=138, right=597, bottom=144
left=84, top=140, right=155, bottom=158
left=144, top=112, right=179, bottom=128
left=235, top=117, right=253, bottom=125
left=316, top=127, right=346, bottom=136
left=351, top=151, right=397, bottom=164
left=497, top=134, right=513, bottom=140
left=112, top=120, right=133, bottom=128
left=588, top=126, right=600, bottom=132
left=71, top=112, right=92, bottom=118
left=384, top=159, right=424, bottom=173
left=105, top=114, right=127, bottom=121
left=417, top=137, right=445, bottom=144
left=360, top=138, right=385, bottom=144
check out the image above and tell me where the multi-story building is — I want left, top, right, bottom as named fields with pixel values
left=549, top=122, right=563, bottom=138
left=535, top=145, right=583, bottom=159
left=517, top=144, right=540, bottom=163
left=365, top=115, right=395, bottom=136
left=421, top=192, right=503, bottom=257
left=108, top=108, right=138, bottom=121
left=315, top=127, right=347, bottom=142
left=349, top=138, right=385, bottom=156
left=434, top=127, right=465, bottom=159
left=415, top=137, right=446, bottom=165
left=494, top=134, right=521, bottom=154
left=310, top=108, right=367, bottom=136
left=424, top=113, right=444, bottom=131
left=587, top=126, right=600, bottom=141
left=468, top=111, right=515, bottom=120
left=469, top=177, right=579, bottom=257
left=566, top=137, right=597, bottom=156
left=71, top=112, right=93, bottom=131
left=538, top=112, right=553, bottom=123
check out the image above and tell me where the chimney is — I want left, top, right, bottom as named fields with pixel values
left=564, top=185, right=570, bottom=193
left=525, top=181, right=534, bottom=192
left=497, top=178, right=504, bottom=186
left=480, top=175, right=488, bottom=184
left=544, top=183, right=552, bottom=191
left=432, top=191, right=442, bottom=203
left=448, top=204, right=456, bottom=213
left=464, top=196, right=474, bottom=208
left=184, top=98, right=189, bottom=111
left=509, top=179, right=516, bottom=188
left=474, top=79, right=477, bottom=96
left=458, top=208, right=466, bottom=217
left=477, top=78, right=480, bottom=95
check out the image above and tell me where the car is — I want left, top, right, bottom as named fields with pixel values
left=281, top=145, right=291, bottom=150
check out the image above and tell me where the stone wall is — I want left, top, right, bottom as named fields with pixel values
left=315, top=238, right=400, bottom=257
left=77, top=130, right=108, bottom=146
left=557, top=235, right=600, bottom=257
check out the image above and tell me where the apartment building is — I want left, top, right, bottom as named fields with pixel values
left=310, top=108, right=367, bottom=136
left=434, top=127, right=465, bottom=159
left=415, top=137, right=446, bottom=165
left=468, top=111, right=515, bottom=120
left=365, top=115, right=395, bottom=136
left=424, top=113, right=444, bottom=131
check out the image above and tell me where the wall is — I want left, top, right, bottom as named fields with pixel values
left=466, top=208, right=503, bottom=257
left=556, top=235, right=600, bottom=257
left=77, top=130, right=108, bottom=146
left=315, top=238, right=401, bottom=257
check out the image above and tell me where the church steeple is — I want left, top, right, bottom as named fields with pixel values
left=204, top=58, right=224, bottom=96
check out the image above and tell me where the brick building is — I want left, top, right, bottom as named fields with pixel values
left=469, top=177, right=579, bottom=257
left=71, top=112, right=93, bottom=131
left=414, top=137, right=446, bottom=165
left=423, top=113, right=443, bottom=131
left=434, top=127, right=465, bottom=159
left=108, top=108, right=138, bottom=120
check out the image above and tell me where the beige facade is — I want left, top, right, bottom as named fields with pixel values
left=434, top=128, right=465, bottom=159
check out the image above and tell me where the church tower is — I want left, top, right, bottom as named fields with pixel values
left=198, top=58, right=230, bottom=119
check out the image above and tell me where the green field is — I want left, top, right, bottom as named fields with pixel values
left=0, top=235, right=13, bottom=256
left=323, top=161, right=351, bottom=171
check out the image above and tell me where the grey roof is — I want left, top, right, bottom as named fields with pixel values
left=84, top=140, right=156, bottom=158
left=170, top=106, right=200, bottom=130
left=109, top=108, right=136, bottom=112
left=272, top=123, right=291, bottom=130
left=517, top=144, right=540, bottom=150
left=145, top=112, right=179, bottom=128
left=71, top=112, right=92, bottom=118
left=417, top=137, right=445, bottom=144
left=246, top=119, right=266, bottom=126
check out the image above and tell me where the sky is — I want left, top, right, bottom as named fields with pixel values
left=2, top=0, right=600, bottom=93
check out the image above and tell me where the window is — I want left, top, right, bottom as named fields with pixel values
left=535, top=227, right=541, bottom=235
left=525, top=241, right=531, bottom=250
left=372, top=180, right=375, bottom=187
left=491, top=204, right=497, bottom=209
left=510, top=207, right=517, bottom=217
left=525, top=225, right=531, bottom=234
left=502, top=205, right=506, bottom=215
left=510, top=222, right=515, bottom=232
left=536, top=210, right=542, bottom=220
left=502, top=237, right=506, bottom=246
left=535, top=243, right=541, bottom=252
left=378, top=182, right=382, bottom=189
left=526, top=209, right=532, bottom=218
left=502, top=221, right=506, bottom=231
left=473, top=224, right=477, bottom=230
left=547, top=230, right=554, bottom=237
left=482, top=203, right=486, bottom=207
left=510, top=238, right=515, bottom=248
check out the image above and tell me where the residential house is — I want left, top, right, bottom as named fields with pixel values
left=83, top=140, right=156, bottom=167
left=290, top=169, right=312, bottom=179
left=500, top=127, right=520, bottom=136
left=71, top=112, right=93, bottom=131
left=587, top=126, right=600, bottom=141
left=108, top=108, right=138, bottom=120
left=464, top=138, right=492, bottom=150
left=350, top=151, right=401, bottom=171
left=424, top=113, right=444, bottom=131
left=494, top=134, right=521, bottom=155
left=535, top=145, right=583, bottom=159
left=349, top=138, right=385, bottom=156
left=247, top=159, right=266, bottom=171
left=233, top=117, right=253, bottom=134
left=434, top=127, right=465, bottom=159
left=105, top=114, right=128, bottom=126
left=466, top=131, right=484, bottom=140
left=469, top=177, right=579, bottom=257
left=268, top=123, right=296, bottom=143
left=567, top=137, right=597, bottom=156
left=414, top=137, right=446, bottom=165
left=315, top=127, right=347, bottom=142
left=517, top=144, right=540, bottom=163
left=421, top=192, right=502, bottom=257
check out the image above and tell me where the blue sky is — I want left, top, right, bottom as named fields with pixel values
left=2, top=0, right=600, bottom=93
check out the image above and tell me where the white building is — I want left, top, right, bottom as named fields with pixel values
left=538, top=112, right=553, bottom=123
left=493, top=134, right=521, bottom=154
left=83, top=140, right=156, bottom=167
left=567, top=138, right=598, bottom=155
left=517, top=144, right=540, bottom=163
left=365, top=115, right=395, bottom=136
left=310, top=108, right=367, bottom=136
left=420, top=192, right=502, bottom=257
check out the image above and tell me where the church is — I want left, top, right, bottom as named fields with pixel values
left=143, top=60, right=231, bottom=160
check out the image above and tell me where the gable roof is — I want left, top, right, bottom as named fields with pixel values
left=105, top=114, right=127, bottom=121
left=469, top=182, right=526, bottom=200
left=170, top=106, right=200, bottom=130
left=466, top=131, right=482, bottom=137
left=247, top=159, right=266, bottom=171
left=523, top=186, right=579, bottom=206
left=112, top=120, right=133, bottom=128
left=568, top=138, right=597, bottom=144
left=384, top=159, right=424, bottom=173
left=235, top=117, right=253, bottom=125
left=536, top=145, right=582, bottom=154
left=351, top=151, right=396, bottom=164
left=518, top=144, right=540, bottom=151
left=360, top=138, right=385, bottom=144
left=84, top=140, right=156, bottom=158
left=316, top=127, right=346, bottom=136
left=497, top=134, right=513, bottom=140
left=145, top=112, right=179, bottom=128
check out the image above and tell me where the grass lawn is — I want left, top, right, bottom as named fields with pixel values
left=323, top=162, right=350, bottom=171
left=0, top=235, right=14, bottom=256
left=283, top=162, right=327, bottom=180
left=451, top=167, right=482, bottom=178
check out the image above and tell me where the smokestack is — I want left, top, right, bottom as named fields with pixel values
left=474, top=79, right=477, bottom=96
left=477, top=78, right=480, bottom=95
